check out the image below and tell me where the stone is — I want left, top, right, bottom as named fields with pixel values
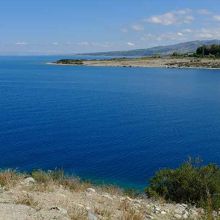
left=146, top=214, right=154, bottom=219
left=88, top=210, right=98, bottom=220
left=190, top=209, right=199, bottom=217
left=183, top=213, right=189, bottom=219
left=86, top=206, right=91, bottom=211
left=86, top=188, right=96, bottom=193
left=161, top=210, right=166, bottom=215
left=175, top=205, right=186, bottom=215
left=102, top=194, right=113, bottom=200
left=126, top=196, right=132, bottom=201
left=133, top=199, right=141, bottom=204
left=174, top=214, right=182, bottom=219
left=181, top=204, right=188, bottom=208
left=24, top=177, right=35, bottom=185
left=49, top=207, right=68, bottom=215
left=152, top=205, right=161, bottom=214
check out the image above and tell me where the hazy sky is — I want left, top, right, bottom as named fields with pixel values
left=1, top=0, right=220, bottom=55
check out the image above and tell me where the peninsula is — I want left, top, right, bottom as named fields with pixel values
left=53, top=43, right=220, bottom=69
left=53, top=57, right=220, bottom=69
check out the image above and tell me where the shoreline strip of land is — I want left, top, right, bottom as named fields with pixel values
left=49, top=57, right=220, bottom=70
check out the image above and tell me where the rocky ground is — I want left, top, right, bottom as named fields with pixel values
left=0, top=170, right=211, bottom=220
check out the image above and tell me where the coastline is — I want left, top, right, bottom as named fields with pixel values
left=48, top=57, right=220, bottom=70
left=0, top=169, right=205, bottom=220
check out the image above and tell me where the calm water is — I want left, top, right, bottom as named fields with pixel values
left=1, top=56, right=220, bottom=189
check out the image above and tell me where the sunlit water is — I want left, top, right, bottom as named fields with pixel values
left=1, top=56, right=220, bottom=189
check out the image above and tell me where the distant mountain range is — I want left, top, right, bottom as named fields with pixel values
left=82, top=40, right=220, bottom=57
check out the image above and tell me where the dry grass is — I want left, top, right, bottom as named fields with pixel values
left=121, top=209, right=145, bottom=220
left=94, top=207, right=111, bottom=219
left=99, top=184, right=123, bottom=196
left=0, top=170, right=21, bottom=189
left=61, top=178, right=92, bottom=192
left=30, top=169, right=92, bottom=192
left=119, top=199, right=145, bottom=220
left=68, top=207, right=87, bottom=220
left=15, top=193, right=38, bottom=209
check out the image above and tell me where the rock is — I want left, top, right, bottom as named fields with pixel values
left=86, top=188, right=96, bottom=193
left=88, top=210, right=98, bottom=220
left=86, top=206, right=91, bottom=211
left=49, top=207, right=68, bottom=215
left=161, top=210, right=166, bottom=215
left=175, top=204, right=186, bottom=215
left=174, top=213, right=182, bottom=219
left=152, top=205, right=161, bottom=214
left=133, top=199, right=141, bottom=204
left=146, top=214, right=154, bottom=219
left=102, top=193, right=113, bottom=200
left=183, top=213, right=189, bottom=219
left=126, top=196, right=132, bottom=201
left=213, top=211, right=218, bottom=217
left=24, top=177, right=35, bottom=185
left=190, top=209, right=199, bottom=217
left=73, top=203, right=84, bottom=209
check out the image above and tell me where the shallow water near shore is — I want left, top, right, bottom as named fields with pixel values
left=1, top=56, right=220, bottom=189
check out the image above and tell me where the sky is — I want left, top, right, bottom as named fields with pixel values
left=1, top=0, right=220, bottom=55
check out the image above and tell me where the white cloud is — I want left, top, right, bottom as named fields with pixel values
left=197, top=9, right=212, bottom=15
left=146, top=9, right=194, bottom=26
left=195, top=28, right=220, bottom=39
left=177, top=32, right=183, bottom=36
left=52, top=42, right=59, bottom=45
left=213, top=15, right=220, bottom=21
left=131, top=24, right=144, bottom=32
left=127, top=42, right=135, bottom=46
left=15, top=42, right=28, bottom=45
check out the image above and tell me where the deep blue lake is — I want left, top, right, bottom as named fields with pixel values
left=1, top=56, right=220, bottom=189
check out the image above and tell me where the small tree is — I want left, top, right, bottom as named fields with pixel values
left=145, top=158, right=220, bottom=210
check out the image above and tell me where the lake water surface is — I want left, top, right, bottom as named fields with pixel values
left=1, top=56, right=220, bottom=189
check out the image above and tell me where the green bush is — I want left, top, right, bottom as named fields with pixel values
left=56, top=59, right=84, bottom=65
left=145, top=158, right=220, bottom=210
left=31, top=169, right=64, bottom=184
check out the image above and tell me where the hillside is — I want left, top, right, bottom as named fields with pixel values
left=0, top=170, right=205, bottom=220
left=82, top=40, right=220, bottom=57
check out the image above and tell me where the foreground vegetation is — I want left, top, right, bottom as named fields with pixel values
left=146, top=158, right=220, bottom=212
left=0, top=166, right=219, bottom=220
left=1, top=160, right=220, bottom=219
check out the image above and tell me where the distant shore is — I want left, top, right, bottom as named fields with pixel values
left=50, top=57, right=220, bottom=70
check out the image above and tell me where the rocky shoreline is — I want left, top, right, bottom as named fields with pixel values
left=0, top=170, right=216, bottom=220
left=52, top=57, right=220, bottom=70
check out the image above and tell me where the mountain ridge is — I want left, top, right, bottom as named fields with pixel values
left=81, top=40, right=220, bottom=57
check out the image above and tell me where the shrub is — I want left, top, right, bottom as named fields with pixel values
left=56, top=59, right=83, bottom=65
left=145, top=158, right=220, bottom=210
left=31, top=170, right=50, bottom=183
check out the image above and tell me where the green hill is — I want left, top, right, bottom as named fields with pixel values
left=81, top=40, right=220, bottom=57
